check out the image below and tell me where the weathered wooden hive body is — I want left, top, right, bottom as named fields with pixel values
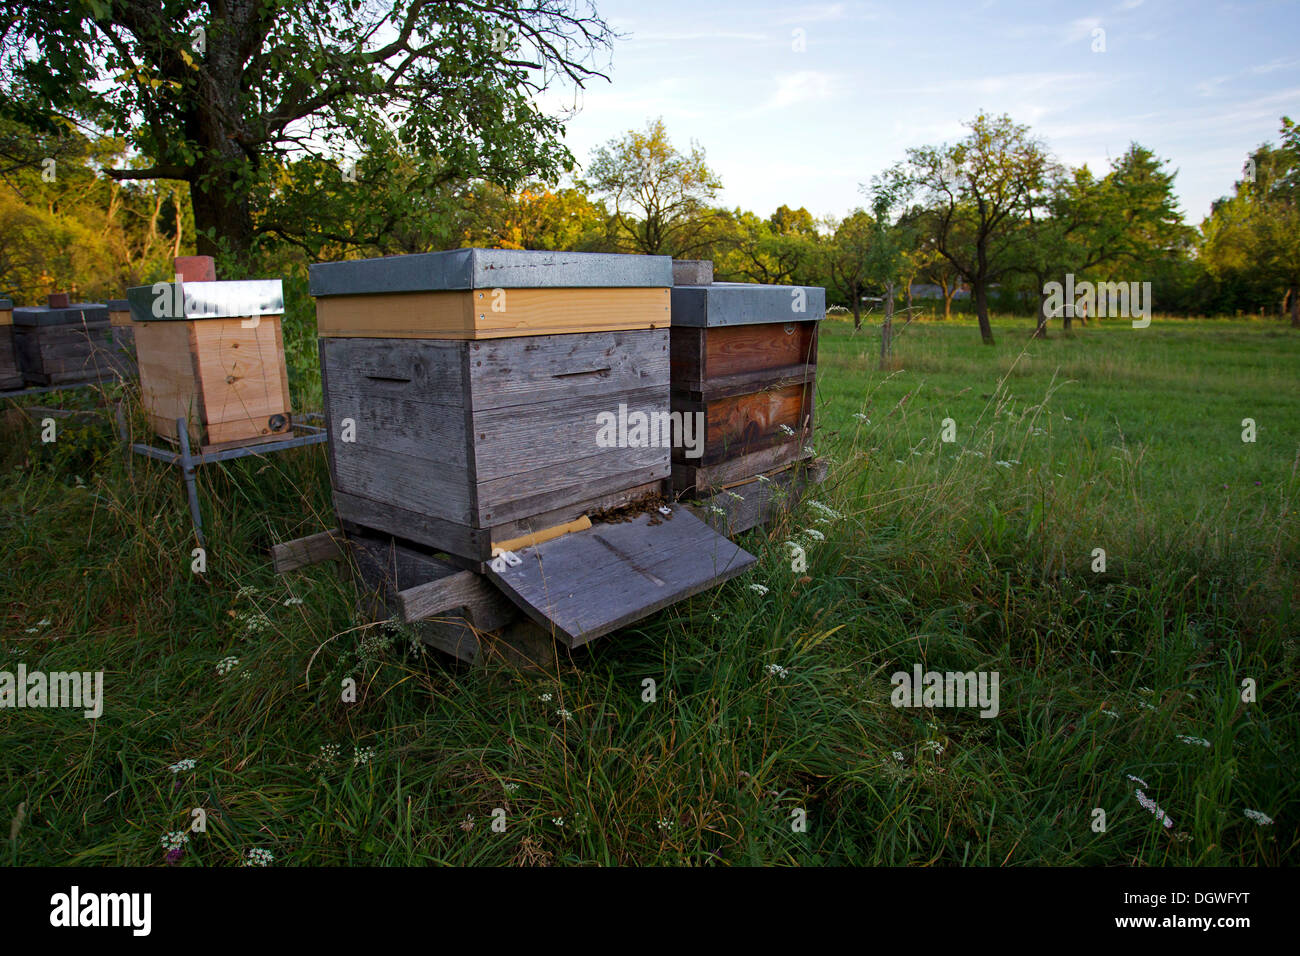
left=12, top=295, right=134, bottom=387
left=106, top=298, right=141, bottom=363
left=310, top=249, right=678, bottom=563
left=309, top=248, right=758, bottom=652
left=127, top=257, right=293, bottom=452
left=0, top=298, right=21, bottom=390
left=669, top=261, right=825, bottom=494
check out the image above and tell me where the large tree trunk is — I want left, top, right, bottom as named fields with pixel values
left=974, top=280, right=994, bottom=345
left=1291, top=284, right=1299, bottom=328
left=191, top=172, right=255, bottom=267
left=852, top=293, right=862, bottom=330
left=879, top=280, right=894, bottom=370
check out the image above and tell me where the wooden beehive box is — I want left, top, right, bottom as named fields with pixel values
left=310, top=249, right=678, bottom=564
left=106, top=298, right=141, bottom=363
left=12, top=295, right=133, bottom=387
left=669, top=265, right=825, bottom=493
left=127, top=258, right=292, bottom=452
left=0, top=298, right=21, bottom=391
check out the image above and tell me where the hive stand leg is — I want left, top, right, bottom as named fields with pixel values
left=175, top=415, right=205, bottom=548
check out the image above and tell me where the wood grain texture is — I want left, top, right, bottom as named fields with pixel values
left=676, top=381, right=813, bottom=464
left=333, top=488, right=491, bottom=560
left=682, top=457, right=829, bottom=536
left=135, top=316, right=290, bottom=445
left=316, top=287, right=669, bottom=339
left=673, top=441, right=811, bottom=494
left=191, top=317, right=292, bottom=445
left=271, top=529, right=344, bottom=573
left=485, top=509, right=756, bottom=647
left=467, top=329, right=669, bottom=410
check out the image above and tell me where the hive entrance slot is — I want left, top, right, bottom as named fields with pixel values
left=552, top=367, right=611, bottom=380
left=365, top=374, right=412, bottom=384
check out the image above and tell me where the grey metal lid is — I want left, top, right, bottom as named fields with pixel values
left=670, top=282, right=826, bottom=327
left=309, top=248, right=674, bottom=296
left=125, top=279, right=284, bottom=322
left=107, top=299, right=130, bottom=311
left=12, top=304, right=110, bottom=326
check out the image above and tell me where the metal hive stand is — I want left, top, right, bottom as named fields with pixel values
left=120, top=413, right=327, bottom=547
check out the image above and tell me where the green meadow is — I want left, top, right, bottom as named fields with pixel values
left=1, top=314, right=1296, bottom=866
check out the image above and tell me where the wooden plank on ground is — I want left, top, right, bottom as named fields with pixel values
left=485, top=508, right=756, bottom=647
left=272, top=529, right=344, bottom=573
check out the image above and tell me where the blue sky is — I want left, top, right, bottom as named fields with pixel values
left=540, top=0, right=1300, bottom=227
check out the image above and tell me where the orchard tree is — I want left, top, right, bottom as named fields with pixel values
left=0, top=0, right=614, bottom=265
left=1202, top=117, right=1300, bottom=326
left=826, top=209, right=874, bottom=328
left=583, top=116, right=723, bottom=256
left=886, top=112, right=1053, bottom=345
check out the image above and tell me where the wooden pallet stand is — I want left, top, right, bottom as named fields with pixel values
left=127, top=255, right=293, bottom=453
left=12, top=294, right=133, bottom=387
left=0, top=298, right=21, bottom=391
left=669, top=266, right=825, bottom=494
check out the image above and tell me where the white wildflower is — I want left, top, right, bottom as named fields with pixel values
left=1126, top=774, right=1149, bottom=788
left=891, top=751, right=905, bottom=763
left=168, top=759, right=196, bottom=774
left=1176, top=735, right=1211, bottom=748
left=778, top=424, right=796, bottom=436
left=215, top=656, right=239, bottom=676
left=852, top=413, right=870, bottom=423
left=244, top=847, right=274, bottom=867
left=160, top=831, right=190, bottom=851
left=657, top=818, right=674, bottom=831
left=539, top=692, right=553, bottom=702
left=283, top=597, right=304, bottom=606
left=749, top=583, right=769, bottom=596
left=765, top=664, right=789, bottom=680
left=352, top=746, right=377, bottom=766
left=1243, top=809, right=1274, bottom=826
left=556, top=707, right=573, bottom=721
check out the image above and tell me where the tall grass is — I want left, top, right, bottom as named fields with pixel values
left=1, top=316, right=1295, bottom=866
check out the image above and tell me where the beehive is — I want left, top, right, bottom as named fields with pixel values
left=0, top=298, right=21, bottom=390
left=106, top=298, right=141, bottom=364
left=310, top=249, right=676, bottom=563
left=12, top=295, right=133, bottom=387
left=127, top=257, right=293, bottom=451
left=669, top=265, right=825, bottom=493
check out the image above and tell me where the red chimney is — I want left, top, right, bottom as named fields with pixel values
left=48, top=292, right=69, bottom=308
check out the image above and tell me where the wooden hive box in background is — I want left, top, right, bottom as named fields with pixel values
left=106, top=298, right=142, bottom=365
left=12, top=294, right=133, bottom=387
left=127, top=256, right=292, bottom=452
left=311, top=248, right=675, bottom=564
left=0, top=298, right=21, bottom=390
left=669, top=264, right=825, bottom=493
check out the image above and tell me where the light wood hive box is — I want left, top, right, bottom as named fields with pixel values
left=127, top=258, right=292, bottom=452
left=12, top=296, right=134, bottom=387
left=0, top=297, right=20, bottom=390
left=669, top=262, right=825, bottom=493
left=310, top=248, right=675, bottom=563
